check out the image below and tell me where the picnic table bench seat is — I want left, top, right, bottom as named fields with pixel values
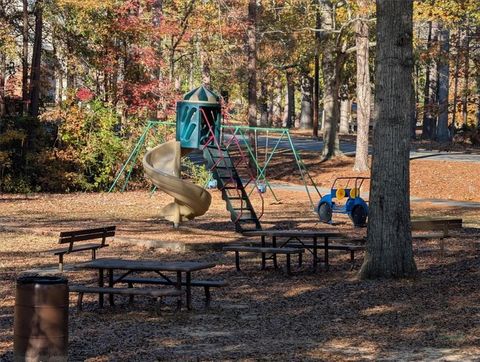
left=286, top=242, right=365, bottom=269
left=114, top=277, right=227, bottom=307
left=50, top=226, right=115, bottom=271
left=69, top=285, right=182, bottom=312
left=223, top=245, right=304, bottom=275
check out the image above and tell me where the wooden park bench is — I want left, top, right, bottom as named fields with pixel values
left=115, top=277, right=227, bottom=307
left=411, top=218, right=463, bottom=255
left=69, top=285, right=182, bottom=312
left=223, top=245, right=304, bottom=275
left=50, top=226, right=115, bottom=271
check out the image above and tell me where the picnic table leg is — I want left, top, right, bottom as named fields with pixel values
left=286, top=254, right=291, bottom=275
left=313, top=237, right=318, bottom=271
left=98, top=268, right=104, bottom=308
left=325, top=237, right=329, bottom=271
left=108, top=269, right=114, bottom=306
left=261, top=236, right=266, bottom=270
left=176, top=271, right=182, bottom=311
left=186, top=272, right=192, bottom=310
left=272, top=236, right=278, bottom=268
left=235, top=251, right=240, bottom=271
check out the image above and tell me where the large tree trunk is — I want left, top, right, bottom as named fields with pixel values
left=436, top=24, right=451, bottom=142
left=28, top=0, right=43, bottom=117
left=353, top=7, right=371, bottom=172
left=422, top=21, right=438, bottom=140
left=299, top=74, right=313, bottom=129
left=283, top=70, right=295, bottom=128
left=451, top=29, right=462, bottom=131
left=359, top=0, right=417, bottom=279
left=271, top=78, right=283, bottom=127
left=259, top=78, right=268, bottom=126
left=0, top=53, right=5, bottom=117
left=461, top=27, right=470, bottom=128
left=22, top=0, right=29, bottom=115
left=313, top=5, right=321, bottom=137
left=247, top=0, right=257, bottom=127
left=320, top=1, right=342, bottom=159
left=339, top=97, right=350, bottom=134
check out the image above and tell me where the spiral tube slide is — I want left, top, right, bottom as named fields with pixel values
left=142, top=140, right=212, bottom=227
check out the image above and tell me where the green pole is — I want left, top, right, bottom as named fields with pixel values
left=108, top=122, right=152, bottom=192
left=120, top=122, right=152, bottom=192
left=286, top=130, right=321, bottom=209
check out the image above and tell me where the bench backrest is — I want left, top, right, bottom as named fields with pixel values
left=411, top=219, right=462, bottom=231
left=59, top=226, right=116, bottom=252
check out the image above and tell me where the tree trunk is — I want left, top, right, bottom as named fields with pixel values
left=359, top=0, right=417, bottom=279
left=271, top=78, right=283, bottom=127
left=461, top=26, right=470, bottom=128
left=201, top=49, right=211, bottom=88
left=29, top=0, right=43, bottom=117
left=436, top=24, right=450, bottom=142
left=0, top=53, right=5, bottom=117
left=259, top=78, right=268, bottom=126
left=22, top=0, right=29, bottom=115
left=339, top=98, right=350, bottom=134
left=300, top=74, right=313, bottom=129
left=313, top=5, right=321, bottom=137
left=451, top=29, right=462, bottom=131
left=320, top=1, right=342, bottom=159
left=247, top=0, right=257, bottom=127
left=283, top=70, right=295, bottom=128
left=422, top=21, right=438, bottom=140
left=353, top=8, right=371, bottom=172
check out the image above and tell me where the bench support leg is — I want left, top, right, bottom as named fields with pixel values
left=286, top=254, right=291, bottom=276
left=99, top=268, right=104, bottom=308
left=186, top=272, right=192, bottom=310
left=128, top=282, right=134, bottom=304
left=235, top=251, right=240, bottom=271
left=58, top=254, right=64, bottom=272
left=204, top=287, right=211, bottom=308
left=77, top=292, right=84, bottom=311
left=155, top=297, right=162, bottom=315
left=313, top=237, right=318, bottom=271
left=298, top=253, right=303, bottom=267
left=108, top=269, right=114, bottom=306
left=272, top=236, right=278, bottom=268
left=350, top=250, right=355, bottom=270
left=92, top=249, right=96, bottom=260
left=261, top=252, right=266, bottom=270
left=176, top=272, right=182, bottom=311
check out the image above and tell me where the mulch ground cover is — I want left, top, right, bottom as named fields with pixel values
left=1, top=189, right=479, bottom=361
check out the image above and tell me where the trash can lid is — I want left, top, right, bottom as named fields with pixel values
left=17, top=275, right=67, bottom=285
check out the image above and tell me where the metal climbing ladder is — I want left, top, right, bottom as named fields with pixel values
left=203, top=145, right=263, bottom=232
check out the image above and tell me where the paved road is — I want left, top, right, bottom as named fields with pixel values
left=247, top=135, right=480, bottom=163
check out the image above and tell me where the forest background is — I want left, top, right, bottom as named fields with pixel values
left=0, top=0, right=479, bottom=193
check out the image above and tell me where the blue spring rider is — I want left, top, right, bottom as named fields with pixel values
left=316, top=177, right=369, bottom=227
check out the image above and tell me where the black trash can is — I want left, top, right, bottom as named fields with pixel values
left=14, top=275, right=68, bottom=362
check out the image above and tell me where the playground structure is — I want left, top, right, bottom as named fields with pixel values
left=110, top=86, right=321, bottom=232
left=316, top=177, right=369, bottom=227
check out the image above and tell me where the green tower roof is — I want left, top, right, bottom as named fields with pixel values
left=182, top=86, right=220, bottom=104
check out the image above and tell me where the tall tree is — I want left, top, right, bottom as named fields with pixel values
left=436, top=23, right=451, bottom=142
left=22, top=0, right=29, bottom=115
left=247, top=0, right=257, bottom=127
left=353, top=1, right=371, bottom=172
left=319, top=0, right=342, bottom=159
left=299, top=73, right=313, bottom=129
left=422, top=21, right=438, bottom=140
left=359, top=0, right=417, bottom=279
left=29, top=0, right=43, bottom=117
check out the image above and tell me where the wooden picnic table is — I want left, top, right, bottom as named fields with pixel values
left=242, top=230, right=347, bottom=271
left=74, top=258, right=216, bottom=310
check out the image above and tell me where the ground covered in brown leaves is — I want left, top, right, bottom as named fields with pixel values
left=1, top=190, right=480, bottom=361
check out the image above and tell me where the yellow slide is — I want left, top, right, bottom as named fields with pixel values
left=142, top=140, right=212, bottom=227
